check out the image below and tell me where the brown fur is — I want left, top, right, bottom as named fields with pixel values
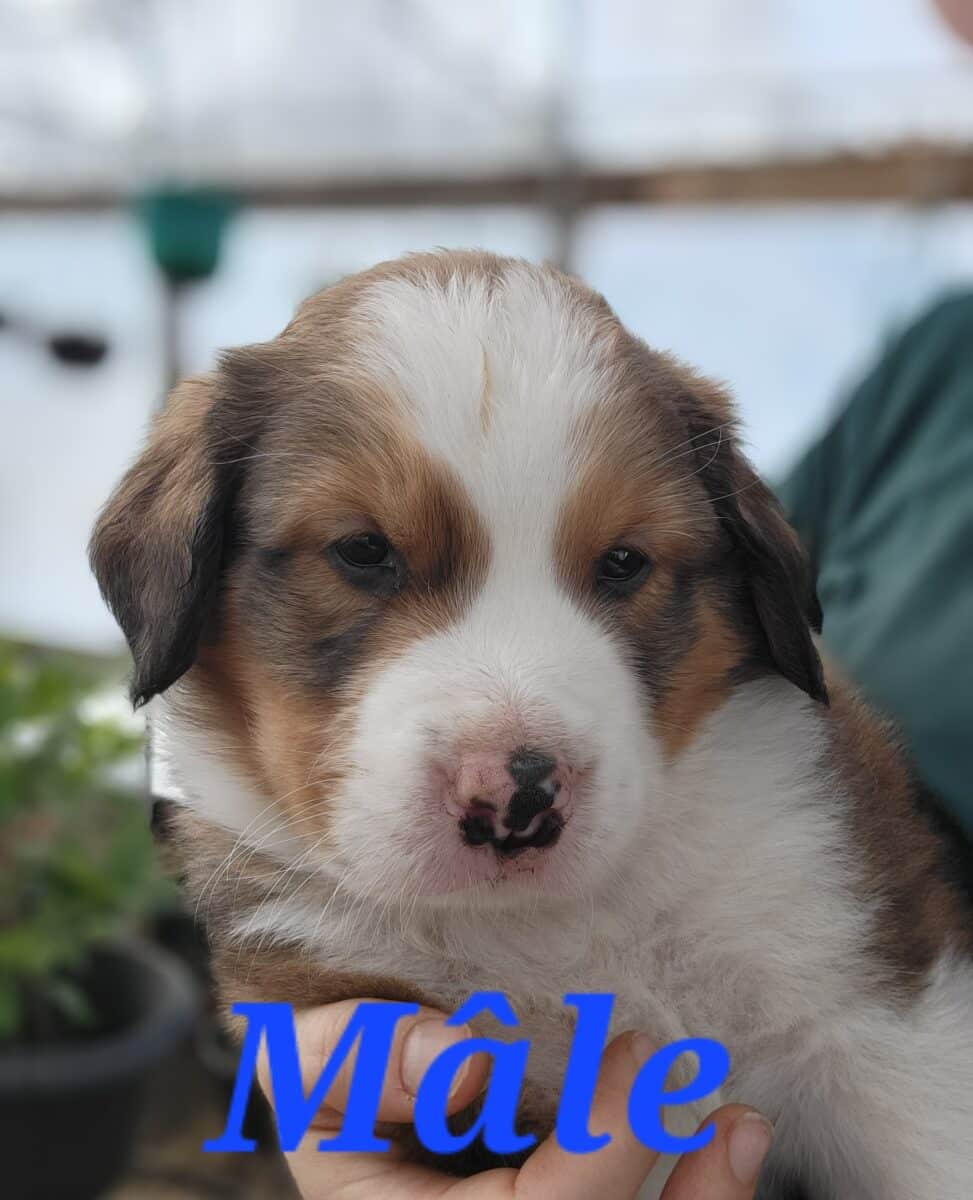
left=653, top=602, right=745, bottom=758
left=823, top=675, right=973, bottom=992
left=89, top=376, right=226, bottom=704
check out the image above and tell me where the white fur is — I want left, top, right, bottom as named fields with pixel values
left=161, top=678, right=973, bottom=1197
left=151, top=692, right=307, bottom=862
left=156, top=264, right=973, bottom=1198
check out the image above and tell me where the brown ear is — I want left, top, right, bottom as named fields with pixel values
left=89, top=375, right=237, bottom=707
left=674, top=368, right=828, bottom=705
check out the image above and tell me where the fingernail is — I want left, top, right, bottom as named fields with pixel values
left=728, top=1112, right=774, bottom=1186
left=401, top=1018, right=471, bottom=1097
left=630, top=1032, right=656, bottom=1066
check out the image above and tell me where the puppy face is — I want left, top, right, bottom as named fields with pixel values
left=91, top=251, right=825, bottom=906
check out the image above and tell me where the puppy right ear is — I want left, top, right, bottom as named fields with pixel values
left=90, top=375, right=234, bottom=707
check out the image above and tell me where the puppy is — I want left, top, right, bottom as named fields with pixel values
left=91, top=250, right=973, bottom=1198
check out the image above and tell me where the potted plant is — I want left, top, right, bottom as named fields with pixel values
left=0, top=640, right=196, bottom=1200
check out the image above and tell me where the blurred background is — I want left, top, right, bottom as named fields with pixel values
left=4, top=0, right=973, bottom=654
left=1, top=2, right=972, bottom=1197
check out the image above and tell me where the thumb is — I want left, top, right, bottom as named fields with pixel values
left=255, top=999, right=489, bottom=1127
left=661, top=1105, right=774, bottom=1198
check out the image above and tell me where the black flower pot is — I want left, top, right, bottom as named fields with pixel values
left=0, top=940, right=197, bottom=1200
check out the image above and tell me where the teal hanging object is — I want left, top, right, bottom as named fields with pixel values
left=138, top=188, right=237, bottom=283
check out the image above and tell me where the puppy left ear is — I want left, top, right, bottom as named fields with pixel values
left=89, top=375, right=234, bottom=707
left=674, top=368, right=828, bottom=705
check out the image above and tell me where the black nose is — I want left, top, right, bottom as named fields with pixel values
left=507, top=748, right=555, bottom=788
left=458, top=747, right=564, bottom=856
left=504, top=748, right=559, bottom=837
left=505, top=785, right=553, bottom=834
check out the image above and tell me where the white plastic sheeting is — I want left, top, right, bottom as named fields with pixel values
left=1, top=0, right=972, bottom=189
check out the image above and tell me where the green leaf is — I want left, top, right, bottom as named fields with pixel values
left=0, top=639, right=174, bottom=1037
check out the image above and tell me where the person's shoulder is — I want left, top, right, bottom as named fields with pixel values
left=902, top=290, right=973, bottom=349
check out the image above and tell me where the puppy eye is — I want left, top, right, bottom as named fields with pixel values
left=334, top=532, right=393, bottom=569
left=596, top=546, right=651, bottom=592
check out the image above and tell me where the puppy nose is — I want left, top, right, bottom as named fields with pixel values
left=451, top=747, right=567, bottom=854
left=508, top=749, right=556, bottom=789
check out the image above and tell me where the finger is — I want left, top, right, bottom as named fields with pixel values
left=256, top=1001, right=493, bottom=1200
left=515, top=1031, right=660, bottom=1200
left=661, top=1104, right=774, bottom=1198
left=255, top=1000, right=489, bottom=1127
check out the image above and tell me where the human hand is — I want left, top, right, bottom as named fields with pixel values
left=256, top=1000, right=774, bottom=1199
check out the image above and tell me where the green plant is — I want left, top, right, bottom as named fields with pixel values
left=0, top=640, right=171, bottom=1043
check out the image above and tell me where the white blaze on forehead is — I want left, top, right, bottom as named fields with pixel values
left=333, top=261, right=658, bottom=894
left=353, top=262, right=620, bottom=555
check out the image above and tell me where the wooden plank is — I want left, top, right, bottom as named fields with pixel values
left=2, top=144, right=972, bottom=212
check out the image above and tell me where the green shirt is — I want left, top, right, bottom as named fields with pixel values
left=777, top=294, right=973, bottom=837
